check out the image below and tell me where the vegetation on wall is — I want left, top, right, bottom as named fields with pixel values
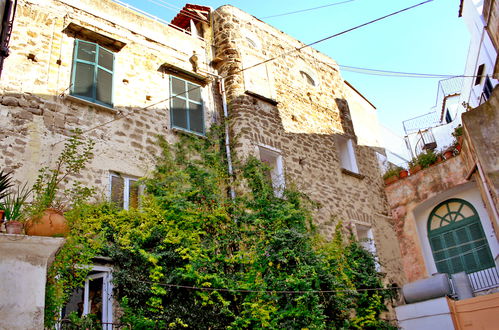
left=45, top=128, right=395, bottom=329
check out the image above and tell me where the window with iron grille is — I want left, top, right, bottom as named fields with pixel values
left=170, top=76, right=204, bottom=134
left=71, top=40, right=114, bottom=107
left=428, top=198, right=494, bottom=275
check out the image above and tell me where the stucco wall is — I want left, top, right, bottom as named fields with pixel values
left=0, top=0, right=217, bottom=193
left=212, top=5, right=404, bottom=287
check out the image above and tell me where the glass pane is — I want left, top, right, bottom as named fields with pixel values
left=463, top=252, right=478, bottom=271
left=443, top=231, right=456, bottom=247
left=172, top=77, right=185, bottom=96
left=449, top=256, right=464, bottom=274
left=88, top=277, right=103, bottom=320
left=77, top=41, right=96, bottom=62
left=468, top=223, right=483, bottom=240
left=461, top=205, right=474, bottom=218
left=188, top=83, right=201, bottom=102
left=448, top=202, right=461, bottom=213
left=62, top=288, right=84, bottom=318
left=98, top=47, right=113, bottom=71
left=96, top=69, right=113, bottom=105
left=111, top=176, right=124, bottom=209
left=189, top=102, right=203, bottom=133
left=435, top=205, right=448, bottom=219
left=436, top=260, right=449, bottom=274
left=73, top=62, right=95, bottom=98
left=129, top=179, right=139, bottom=209
left=172, top=98, right=187, bottom=129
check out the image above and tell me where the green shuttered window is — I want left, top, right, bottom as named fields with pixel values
left=170, top=76, right=204, bottom=134
left=428, top=198, right=494, bottom=274
left=71, top=40, right=114, bottom=107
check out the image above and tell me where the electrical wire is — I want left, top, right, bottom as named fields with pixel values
left=126, top=277, right=400, bottom=294
left=235, top=0, right=434, bottom=77
left=143, top=0, right=209, bottom=24
left=261, top=0, right=356, bottom=19
left=58, top=0, right=436, bottom=141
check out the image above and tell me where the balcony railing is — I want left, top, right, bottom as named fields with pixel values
left=467, top=267, right=499, bottom=293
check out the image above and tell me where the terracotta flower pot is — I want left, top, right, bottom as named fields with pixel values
left=5, top=221, right=23, bottom=234
left=409, top=165, right=422, bottom=175
left=384, top=175, right=398, bottom=185
left=455, top=143, right=462, bottom=153
left=25, top=208, right=69, bottom=237
left=399, top=170, right=409, bottom=178
left=444, top=150, right=453, bottom=160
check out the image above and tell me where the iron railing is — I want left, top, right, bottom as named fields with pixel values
left=467, top=267, right=499, bottom=292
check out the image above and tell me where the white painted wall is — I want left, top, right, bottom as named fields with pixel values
left=395, top=297, right=454, bottom=330
left=459, top=0, right=498, bottom=109
left=412, top=182, right=499, bottom=276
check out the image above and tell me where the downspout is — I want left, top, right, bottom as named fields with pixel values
left=0, top=0, right=17, bottom=78
left=220, top=78, right=235, bottom=200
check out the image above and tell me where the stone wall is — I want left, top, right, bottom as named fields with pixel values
left=385, top=156, right=469, bottom=282
left=0, top=0, right=218, bottom=193
left=212, top=5, right=404, bottom=287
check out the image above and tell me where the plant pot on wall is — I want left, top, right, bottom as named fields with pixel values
left=25, top=208, right=69, bottom=237
left=399, top=170, right=409, bottom=178
left=5, top=221, right=23, bottom=234
left=384, top=175, right=398, bottom=185
left=444, top=149, right=454, bottom=160
left=409, top=165, right=422, bottom=175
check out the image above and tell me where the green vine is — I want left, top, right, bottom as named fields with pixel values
left=45, top=127, right=395, bottom=329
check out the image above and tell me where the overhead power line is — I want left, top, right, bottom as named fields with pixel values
left=128, top=278, right=400, bottom=294
left=261, top=0, right=356, bottom=19
left=236, top=0, right=434, bottom=77
left=339, top=65, right=458, bottom=78
left=59, top=0, right=436, bottom=141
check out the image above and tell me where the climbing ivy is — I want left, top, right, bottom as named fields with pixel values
left=45, top=127, right=395, bottom=329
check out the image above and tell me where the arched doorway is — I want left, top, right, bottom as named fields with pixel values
left=428, top=198, right=495, bottom=275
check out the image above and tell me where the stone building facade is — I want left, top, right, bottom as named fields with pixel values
left=211, top=5, right=404, bottom=287
left=0, top=0, right=217, bottom=200
left=0, top=0, right=406, bottom=325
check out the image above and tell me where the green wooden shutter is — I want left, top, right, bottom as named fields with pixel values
left=428, top=199, right=494, bottom=275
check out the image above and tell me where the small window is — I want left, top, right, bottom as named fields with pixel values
left=110, top=173, right=141, bottom=210
left=475, top=64, right=485, bottom=86
left=299, top=70, right=316, bottom=86
left=61, top=267, right=114, bottom=329
left=71, top=40, right=114, bottom=107
left=355, top=224, right=380, bottom=271
left=445, top=109, right=452, bottom=124
left=170, top=76, right=204, bottom=134
left=258, top=146, right=285, bottom=197
left=337, top=137, right=359, bottom=174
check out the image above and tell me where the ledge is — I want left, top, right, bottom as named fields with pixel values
left=341, top=168, right=365, bottom=180
left=172, top=127, right=206, bottom=138
left=63, top=22, right=126, bottom=52
left=159, top=63, right=210, bottom=86
left=64, top=95, right=119, bottom=115
left=245, top=90, right=278, bottom=106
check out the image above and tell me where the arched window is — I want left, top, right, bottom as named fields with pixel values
left=428, top=198, right=494, bottom=275
left=299, top=70, right=316, bottom=86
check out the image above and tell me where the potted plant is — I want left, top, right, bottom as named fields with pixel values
left=399, top=167, right=409, bottom=178
left=0, top=183, right=32, bottom=234
left=25, top=129, right=95, bottom=237
left=443, top=145, right=454, bottom=160
left=383, top=166, right=403, bottom=185
left=0, top=170, right=14, bottom=225
left=409, top=157, right=421, bottom=175
left=452, top=125, right=464, bottom=145
left=417, top=149, right=438, bottom=169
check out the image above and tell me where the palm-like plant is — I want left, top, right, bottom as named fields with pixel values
left=0, top=183, right=32, bottom=222
left=0, top=170, right=13, bottom=200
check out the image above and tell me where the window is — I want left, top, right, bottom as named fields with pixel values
left=258, top=146, right=285, bottom=197
left=170, top=76, right=204, bottom=134
left=355, top=224, right=380, bottom=271
left=475, top=64, right=485, bottom=86
left=299, top=70, right=316, bottom=87
left=110, top=173, right=141, bottom=210
left=61, top=267, right=113, bottom=329
left=445, top=109, right=452, bottom=124
left=337, top=137, right=359, bottom=173
left=428, top=199, right=495, bottom=275
left=71, top=40, right=114, bottom=107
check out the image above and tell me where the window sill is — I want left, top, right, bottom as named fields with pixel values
left=245, top=90, right=278, bottom=106
left=64, top=95, right=118, bottom=115
left=171, top=127, right=206, bottom=138
left=341, top=168, right=364, bottom=180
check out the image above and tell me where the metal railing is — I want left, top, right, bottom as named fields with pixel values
left=467, top=267, right=499, bottom=293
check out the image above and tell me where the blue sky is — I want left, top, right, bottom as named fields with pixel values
left=119, top=0, right=470, bottom=135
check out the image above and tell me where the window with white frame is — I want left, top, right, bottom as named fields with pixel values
left=337, top=137, right=359, bottom=173
left=170, top=76, right=204, bottom=134
left=61, top=266, right=114, bottom=329
left=110, top=173, right=141, bottom=210
left=355, top=224, right=380, bottom=271
left=258, top=146, right=285, bottom=197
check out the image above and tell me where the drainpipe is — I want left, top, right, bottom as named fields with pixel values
left=219, top=78, right=235, bottom=200
left=0, top=0, right=17, bottom=78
